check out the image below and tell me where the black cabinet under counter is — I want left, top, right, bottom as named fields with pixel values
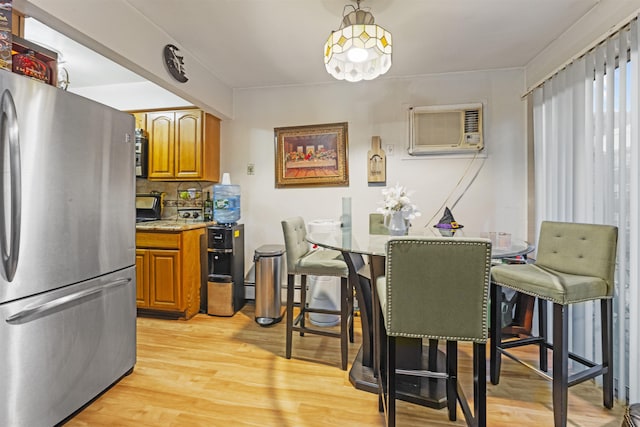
left=204, top=224, right=245, bottom=316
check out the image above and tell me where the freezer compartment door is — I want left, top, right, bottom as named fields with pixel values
left=0, top=267, right=136, bottom=427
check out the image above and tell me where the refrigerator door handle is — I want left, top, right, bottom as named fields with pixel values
left=0, top=89, right=22, bottom=282
left=5, top=278, right=131, bottom=324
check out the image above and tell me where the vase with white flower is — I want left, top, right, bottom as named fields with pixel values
left=376, top=184, right=421, bottom=236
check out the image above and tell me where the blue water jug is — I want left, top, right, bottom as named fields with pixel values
left=213, top=184, right=241, bottom=224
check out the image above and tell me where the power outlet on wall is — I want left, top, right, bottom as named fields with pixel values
left=247, top=163, right=255, bottom=175
left=386, top=144, right=394, bottom=156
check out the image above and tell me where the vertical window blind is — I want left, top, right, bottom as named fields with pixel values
left=532, top=17, right=640, bottom=403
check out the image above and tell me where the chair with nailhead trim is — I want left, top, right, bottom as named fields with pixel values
left=490, top=221, right=618, bottom=427
left=281, top=216, right=353, bottom=370
left=376, top=236, right=493, bottom=427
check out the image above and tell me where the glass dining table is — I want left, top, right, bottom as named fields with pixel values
left=306, top=226, right=534, bottom=408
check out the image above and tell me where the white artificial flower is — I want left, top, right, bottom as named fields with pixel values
left=377, top=183, right=420, bottom=220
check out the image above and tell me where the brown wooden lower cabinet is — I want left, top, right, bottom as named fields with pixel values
left=135, top=228, right=204, bottom=320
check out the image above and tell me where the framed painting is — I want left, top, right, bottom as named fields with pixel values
left=274, top=122, right=349, bottom=188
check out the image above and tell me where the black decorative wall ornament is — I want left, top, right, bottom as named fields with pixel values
left=163, top=44, right=188, bottom=83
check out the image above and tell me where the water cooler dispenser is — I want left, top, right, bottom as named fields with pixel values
left=213, top=174, right=240, bottom=226
left=206, top=224, right=245, bottom=316
left=204, top=172, right=245, bottom=315
left=204, top=173, right=246, bottom=316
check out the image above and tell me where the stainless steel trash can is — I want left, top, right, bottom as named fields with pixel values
left=254, top=244, right=285, bottom=326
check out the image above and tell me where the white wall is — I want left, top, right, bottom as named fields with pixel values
left=224, top=68, right=528, bottom=266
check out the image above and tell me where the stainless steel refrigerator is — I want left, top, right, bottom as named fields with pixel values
left=0, top=70, right=136, bottom=426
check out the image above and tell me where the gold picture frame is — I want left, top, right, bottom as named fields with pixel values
left=274, top=122, right=349, bottom=188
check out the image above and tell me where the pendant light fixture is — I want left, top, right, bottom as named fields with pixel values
left=323, top=0, right=392, bottom=82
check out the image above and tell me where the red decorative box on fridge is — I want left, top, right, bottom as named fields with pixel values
left=11, top=34, right=58, bottom=86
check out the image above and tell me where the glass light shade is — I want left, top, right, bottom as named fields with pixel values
left=347, top=47, right=368, bottom=63
left=324, top=11, right=392, bottom=82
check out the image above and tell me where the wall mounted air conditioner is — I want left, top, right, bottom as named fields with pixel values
left=408, top=103, right=483, bottom=155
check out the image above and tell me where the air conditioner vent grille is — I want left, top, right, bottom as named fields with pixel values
left=464, top=110, right=479, bottom=133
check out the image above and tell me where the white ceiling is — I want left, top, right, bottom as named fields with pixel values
left=24, top=0, right=600, bottom=90
left=24, top=18, right=146, bottom=88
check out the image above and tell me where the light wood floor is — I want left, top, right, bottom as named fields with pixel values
left=66, top=305, right=626, bottom=426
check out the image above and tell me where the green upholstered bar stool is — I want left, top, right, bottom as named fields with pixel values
left=376, top=237, right=492, bottom=427
left=490, top=221, right=618, bottom=427
left=281, top=217, right=353, bottom=370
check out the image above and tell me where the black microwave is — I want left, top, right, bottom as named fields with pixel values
left=135, top=128, right=148, bottom=178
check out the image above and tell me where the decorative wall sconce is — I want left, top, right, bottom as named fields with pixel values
left=367, top=136, right=386, bottom=184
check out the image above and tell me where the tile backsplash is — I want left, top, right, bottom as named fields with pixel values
left=136, top=178, right=214, bottom=219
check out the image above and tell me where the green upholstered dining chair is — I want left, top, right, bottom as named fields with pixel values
left=376, top=237, right=492, bottom=427
left=281, top=217, right=353, bottom=370
left=490, top=221, right=618, bottom=427
left=369, top=213, right=387, bottom=235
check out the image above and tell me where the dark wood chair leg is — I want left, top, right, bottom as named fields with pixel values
left=348, top=279, right=355, bottom=343
left=601, top=298, right=614, bottom=409
left=373, top=277, right=384, bottom=382
left=387, top=336, right=396, bottom=427
left=340, top=276, right=348, bottom=370
left=285, top=274, right=295, bottom=359
left=446, top=340, right=458, bottom=422
left=299, top=275, right=307, bottom=336
left=343, top=252, right=364, bottom=348
left=490, top=282, right=502, bottom=385
left=377, top=326, right=387, bottom=414
left=539, top=298, right=548, bottom=372
left=474, top=342, right=487, bottom=427
left=428, top=339, right=438, bottom=370
left=427, top=339, right=439, bottom=396
left=552, top=303, right=569, bottom=427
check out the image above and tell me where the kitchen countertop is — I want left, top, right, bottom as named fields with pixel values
left=135, top=219, right=216, bottom=232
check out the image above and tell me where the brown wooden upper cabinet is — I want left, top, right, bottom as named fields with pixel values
left=133, top=108, right=220, bottom=182
left=132, top=112, right=146, bottom=130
